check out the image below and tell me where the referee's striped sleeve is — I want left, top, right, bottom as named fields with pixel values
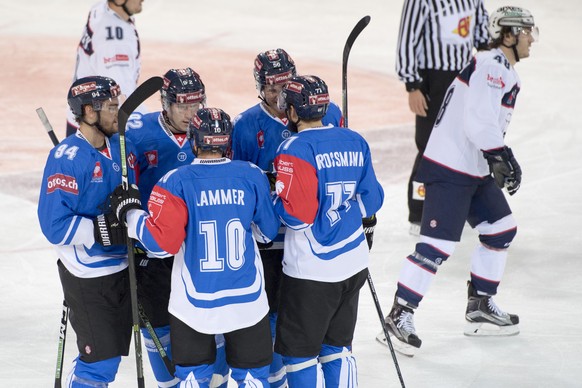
left=474, top=1, right=490, bottom=49
left=395, top=0, right=429, bottom=85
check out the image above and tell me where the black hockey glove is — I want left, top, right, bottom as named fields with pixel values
left=362, top=214, right=377, bottom=250
left=257, top=241, right=274, bottom=250
left=265, top=171, right=277, bottom=193
left=109, top=184, right=142, bottom=222
left=93, top=213, right=126, bottom=247
left=483, top=146, right=522, bottom=196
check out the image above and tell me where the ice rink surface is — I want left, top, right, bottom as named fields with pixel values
left=0, top=0, right=581, bottom=386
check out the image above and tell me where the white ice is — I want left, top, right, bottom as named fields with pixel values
left=1, top=0, right=581, bottom=387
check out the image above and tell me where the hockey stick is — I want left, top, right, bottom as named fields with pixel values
left=36, top=107, right=69, bottom=388
left=54, top=299, right=69, bottom=387
left=119, top=77, right=164, bottom=386
left=341, top=17, right=406, bottom=388
left=118, top=76, right=164, bottom=388
left=342, top=15, right=370, bottom=127
left=139, top=303, right=176, bottom=376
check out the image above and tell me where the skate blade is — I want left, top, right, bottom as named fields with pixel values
left=375, top=331, right=416, bottom=357
left=464, top=321, right=520, bottom=336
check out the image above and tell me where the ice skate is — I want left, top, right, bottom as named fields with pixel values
left=376, top=299, right=421, bottom=357
left=464, top=281, right=520, bottom=336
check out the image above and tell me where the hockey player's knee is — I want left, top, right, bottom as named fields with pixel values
left=282, top=356, right=324, bottom=388
left=476, top=215, right=517, bottom=250
left=411, top=237, right=456, bottom=270
left=175, top=364, right=214, bottom=387
left=69, top=356, right=121, bottom=387
left=230, top=365, right=270, bottom=387
left=319, top=345, right=357, bottom=388
left=211, top=336, right=230, bottom=388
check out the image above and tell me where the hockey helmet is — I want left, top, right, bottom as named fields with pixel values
left=161, top=68, right=206, bottom=110
left=67, top=76, right=121, bottom=117
left=187, top=108, right=232, bottom=154
left=278, top=75, right=330, bottom=121
left=253, top=48, right=297, bottom=91
left=489, top=6, right=537, bottom=40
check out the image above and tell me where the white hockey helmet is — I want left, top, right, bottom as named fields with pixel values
left=488, top=6, right=536, bottom=40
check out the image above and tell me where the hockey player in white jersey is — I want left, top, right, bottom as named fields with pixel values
left=376, top=6, right=538, bottom=356
left=109, top=108, right=280, bottom=387
left=38, top=76, right=139, bottom=387
left=67, top=0, right=144, bottom=136
left=273, top=75, right=384, bottom=387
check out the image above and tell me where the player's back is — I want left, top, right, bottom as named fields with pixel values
left=159, top=159, right=278, bottom=333
left=423, top=48, right=520, bottom=178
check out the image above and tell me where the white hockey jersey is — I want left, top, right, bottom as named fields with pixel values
left=422, top=48, right=520, bottom=178
left=67, top=0, right=141, bottom=129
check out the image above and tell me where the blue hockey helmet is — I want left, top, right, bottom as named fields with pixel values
left=67, top=76, right=121, bottom=118
left=278, top=75, right=330, bottom=121
left=253, top=48, right=296, bottom=91
left=187, top=108, right=232, bottom=154
left=161, top=68, right=206, bottom=110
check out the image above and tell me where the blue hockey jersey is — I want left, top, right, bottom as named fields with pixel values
left=231, top=101, right=342, bottom=249
left=125, top=158, right=280, bottom=334
left=126, top=111, right=194, bottom=204
left=37, top=132, right=138, bottom=278
left=273, top=125, right=384, bottom=282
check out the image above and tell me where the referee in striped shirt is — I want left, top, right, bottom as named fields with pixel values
left=397, top=0, right=489, bottom=235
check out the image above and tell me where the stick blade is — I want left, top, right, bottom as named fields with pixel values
left=118, top=76, right=164, bottom=134
left=342, top=15, right=371, bottom=67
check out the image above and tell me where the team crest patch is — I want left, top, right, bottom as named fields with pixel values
left=127, top=152, right=137, bottom=169
left=145, top=150, right=158, bottom=167
left=91, top=162, right=103, bottom=182
left=257, top=130, right=265, bottom=149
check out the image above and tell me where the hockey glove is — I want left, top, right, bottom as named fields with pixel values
left=109, top=184, right=142, bottom=222
left=93, top=213, right=126, bottom=247
left=362, top=214, right=377, bottom=250
left=483, top=146, right=522, bottom=196
left=265, top=171, right=277, bottom=193
left=257, top=241, right=274, bottom=250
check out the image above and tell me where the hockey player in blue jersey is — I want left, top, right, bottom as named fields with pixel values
left=376, top=6, right=537, bottom=356
left=127, top=68, right=229, bottom=387
left=38, top=76, right=139, bottom=387
left=126, top=67, right=229, bottom=388
left=109, top=107, right=280, bottom=387
left=272, top=75, right=384, bottom=387
left=231, top=48, right=343, bottom=388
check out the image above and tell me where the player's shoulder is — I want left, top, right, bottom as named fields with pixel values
left=88, top=1, right=115, bottom=26
left=475, top=49, right=512, bottom=72
left=233, top=104, right=262, bottom=127
left=126, top=112, right=163, bottom=141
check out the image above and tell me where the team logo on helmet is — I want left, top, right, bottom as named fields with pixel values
left=190, top=115, right=203, bottom=129
left=285, top=81, right=304, bottom=94
left=71, top=82, right=98, bottom=96
left=203, top=135, right=230, bottom=146
left=208, top=108, right=221, bottom=120
left=308, top=94, right=330, bottom=106
left=176, top=91, right=205, bottom=104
